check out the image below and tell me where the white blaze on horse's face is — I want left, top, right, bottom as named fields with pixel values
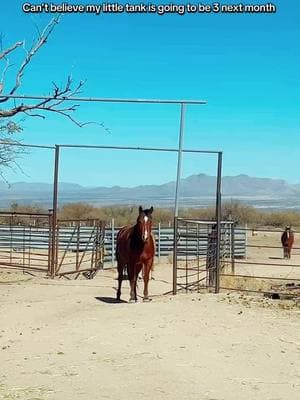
left=143, top=216, right=149, bottom=241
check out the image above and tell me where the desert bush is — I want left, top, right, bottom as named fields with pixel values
left=58, top=202, right=99, bottom=220
left=5, top=201, right=300, bottom=229
left=262, top=211, right=300, bottom=228
left=9, top=202, right=47, bottom=215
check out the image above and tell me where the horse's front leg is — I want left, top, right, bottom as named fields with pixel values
left=283, top=246, right=286, bottom=259
left=128, top=267, right=135, bottom=303
left=116, top=262, right=123, bottom=301
left=150, top=262, right=155, bottom=280
left=129, top=281, right=136, bottom=302
left=128, top=262, right=138, bottom=302
left=143, top=258, right=153, bottom=302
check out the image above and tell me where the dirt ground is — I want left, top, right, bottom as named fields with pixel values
left=1, top=229, right=300, bottom=399
left=1, top=258, right=300, bottom=400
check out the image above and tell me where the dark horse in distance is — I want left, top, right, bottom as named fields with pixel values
left=116, top=206, right=155, bottom=302
left=281, top=226, right=294, bottom=259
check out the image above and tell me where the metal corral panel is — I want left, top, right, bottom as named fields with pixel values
left=104, top=225, right=246, bottom=262
left=0, top=224, right=246, bottom=264
left=0, top=225, right=50, bottom=249
left=0, top=225, right=96, bottom=251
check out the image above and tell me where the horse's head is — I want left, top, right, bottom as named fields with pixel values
left=285, top=226, right=292, bottom=235
left=137, top=205, right=154, bottom=242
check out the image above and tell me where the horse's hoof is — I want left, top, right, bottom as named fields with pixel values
left=129, top=299, right=136, bottom=303
left=143, top=297, right=152, bottom=302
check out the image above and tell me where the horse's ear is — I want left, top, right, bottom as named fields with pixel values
left=150, top=206, right=154, bottom=213
left=139, top=206, right=143, bottom=213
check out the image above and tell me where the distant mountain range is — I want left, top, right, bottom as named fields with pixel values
left=1, top=174, right=300, bottom=210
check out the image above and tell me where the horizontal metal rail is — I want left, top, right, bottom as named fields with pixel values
left=0, top=262, right=47, bottom=272
left=0, top=141, right=220, bottom=154
left=220, top=273, right=300, bottom=282
left=234, top=260, right=300, bottom=268
left=0, top=141, right=55, bottom=150
left=177, top=218, right=234, bottom=224
left=245, top=227, right=300, bottom=234
left=59, top=144, right=220, bottom=154
left=246, top=244, right=300, bottom=250
left=0, top=211, right=52, bottom=217
left=0, top=94, right=207, bottom=105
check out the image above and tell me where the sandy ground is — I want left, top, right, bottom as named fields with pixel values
left=1, top=262, right=300, bottom=400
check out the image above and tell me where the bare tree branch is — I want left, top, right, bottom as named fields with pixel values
left=1, top=57, right=10, bottom=87
left=9, top=16, right=60, bottom=96
left=0, top=36, right=13, bottom=93
left=0, top=77, right=97, bottom=128
left=0, top=16, right=109, bottom=182
left=0, top=17, right=110, bottom=131
left=0, top=41, right=23, bottom=61
left=0, top=121, right=27, bottom=184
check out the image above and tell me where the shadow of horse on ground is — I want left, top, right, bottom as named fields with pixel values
left=95, top=296, right=127, bottom=304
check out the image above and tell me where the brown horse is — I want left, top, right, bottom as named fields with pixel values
left=116, top=206, right=155, bottom=302
left=281, top=226, right=294, bottom=259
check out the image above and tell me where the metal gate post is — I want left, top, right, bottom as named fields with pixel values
left=48, top=211, right=53, bottom=276
left=173, top=103, right=186, bottom=295
left=231, top=223, right=235, bottom=275
left=174, top=103, right=185, bottom=218
left=215, top=151, right=223, bottom=293
left=158, top=222, right=161, bottom=263
left=173, top=216, right=178, bottom=295
left=111, top=218, right=115, bottom=267
left=51, top=144, right=60, bottom=278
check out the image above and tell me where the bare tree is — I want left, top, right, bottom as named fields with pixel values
left=0, top=16, right=105, bottom=180
left=0, top=16, right=92, bottom=127
left=0, top=120, right=26, bottom=183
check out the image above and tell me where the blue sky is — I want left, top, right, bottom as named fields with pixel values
left=1, top=0, right=299, bottom=187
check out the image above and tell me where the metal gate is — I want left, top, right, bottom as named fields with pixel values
left=220, top=226, right=300, bottom=299
left=0, top=212, right=105, bottom=279
left=0, top=211, right=52, bottom=274
left=53, top=219, right=105, bottom=278
left=173, top=218, right=234, bottom=293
